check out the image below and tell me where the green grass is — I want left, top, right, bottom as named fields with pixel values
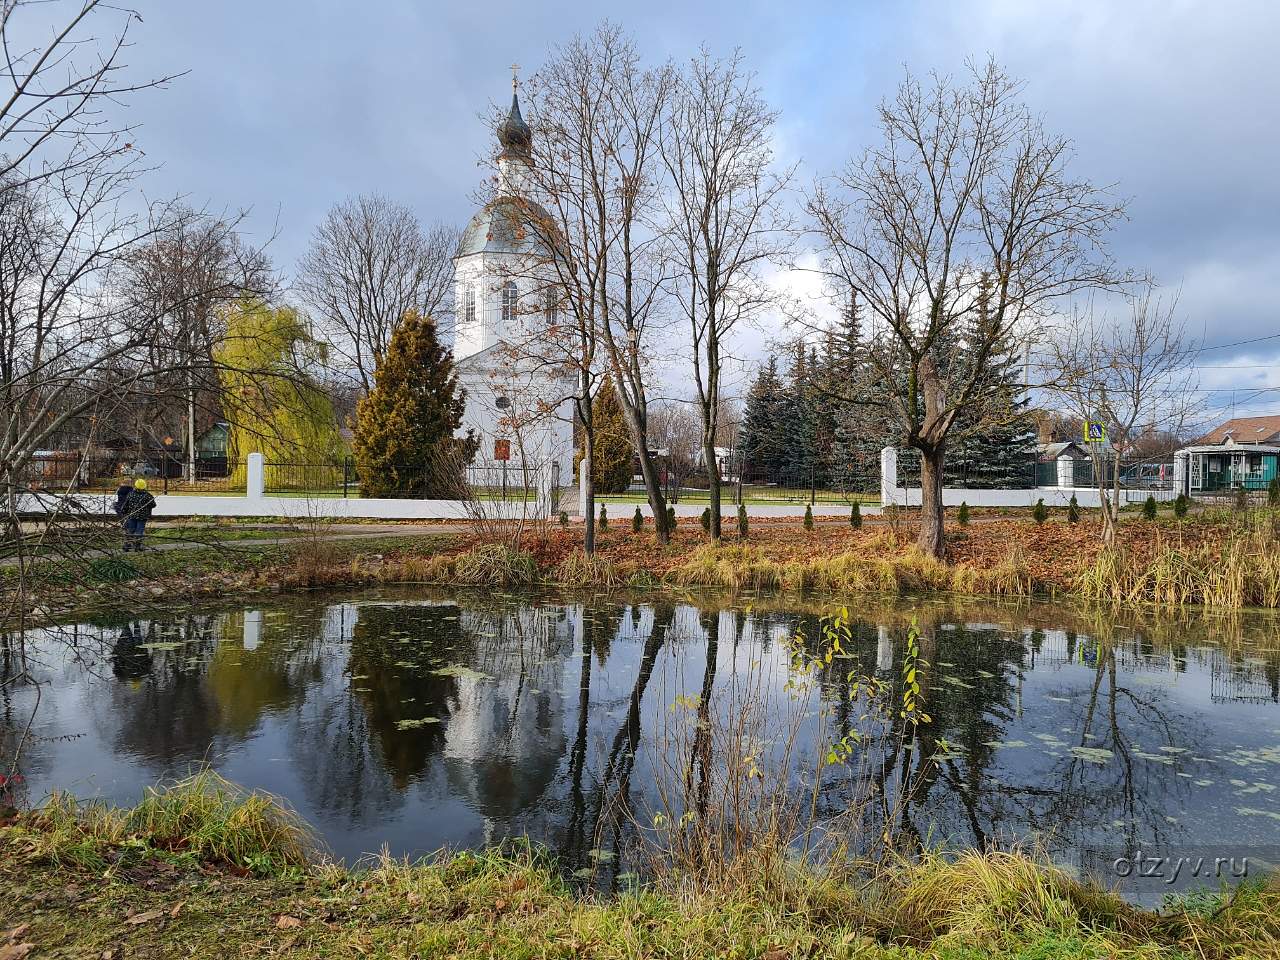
left=2, top=783, right=1276, bottom=959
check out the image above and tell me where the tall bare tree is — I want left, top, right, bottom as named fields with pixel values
left=518, top=25, right=676, bottom=547
left=1042, top=292, right=1197, bottom=544
left=662, top=49, right=794, bottom=539
left=296, top=194, right=458, bottom=395
left=125, top=207, right=275, bottom=477
left=808, top=60, right=1128, bottom=557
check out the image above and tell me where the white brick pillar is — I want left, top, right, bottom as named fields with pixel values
left=246, top=452, right=265, bottom=500
left=880, top=446, right=899, bottom=506
left=1173, top=451, right=1189, bottom=494
left=578, top=457, right=587, bottom=519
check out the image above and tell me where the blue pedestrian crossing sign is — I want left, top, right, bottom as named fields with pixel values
left=1084, top=421, right=1106, bottom=443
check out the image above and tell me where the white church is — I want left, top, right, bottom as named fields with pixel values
left=451, top=81, right=576, bottom=496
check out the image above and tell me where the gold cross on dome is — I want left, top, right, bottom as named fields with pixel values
left=510, top=63, right=520, bottom=92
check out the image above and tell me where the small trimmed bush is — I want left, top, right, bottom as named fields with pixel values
left=1174, top=493, right=1189, bottom=518
left=666, top=505, right=676, bottom=531
left=632, top=506, right=643, bottom=533
left=737, top=503, right=748, bottom=539
left=700, top=507, right=711, bottom=534
left=803, top=504, right=814, bottom=531
left=1067, top=495, right=1080, bottom=524
left=850, top=502, right=862, bottom=530
left=1032, top=499, right=1048, bottom=525
left=957, top=502, right=969, bottom=527
left=558, top=510, right=569, bottom=529
left=598, top=504, right=608, bottom=530
left=1142, top=494, right=1158, bottom=520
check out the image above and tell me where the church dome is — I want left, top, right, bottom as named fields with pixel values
left=456, top=195, right=556, bottom=259
left=497, top=92, right=532, bottom=160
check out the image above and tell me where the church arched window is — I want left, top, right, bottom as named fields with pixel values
left=544, top=288, right=558, bottom=326
left=463, top=286, right=476, bottom=327
left=501, top=280, right=518, bottom=324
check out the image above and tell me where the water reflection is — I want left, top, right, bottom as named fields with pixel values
left=3, top=591, right=1279, bottom=900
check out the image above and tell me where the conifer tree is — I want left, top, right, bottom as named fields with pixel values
left=949, top=273, right=1036, bottom=488
left=575, top=377, right=633, bottom=495
left=740, top=357, right=787, bottom=482
left=352, top=310, right=477, bottom=497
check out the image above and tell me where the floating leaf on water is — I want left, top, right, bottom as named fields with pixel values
left=1046, top=696, right=1071, bottom=703
left=984, top=739, right=1029, bottom=749
left=1069, top=746, right=1114, bottom=764
left=1194, top=779, right=1213, bottom=787
left=432, top=665, right=493, bottom=682
left=587, top=849, right=615, bottom=863
left=1237, top=807, right=1280, bottom=822
left=572, top=868, right=594, bottom=879
left=395, top=717, right=441, bottom=730
left=1158, top=746, right=1189, bottom=754
left=139, top=642, right=181, bottom=651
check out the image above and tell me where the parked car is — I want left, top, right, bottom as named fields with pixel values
left=125, top=460, right=160, bottom=478
left=1121, top=462, right=1174, bottom=490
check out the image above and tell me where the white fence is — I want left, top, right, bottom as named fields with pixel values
left=879, top=447, right=1156, bottom=509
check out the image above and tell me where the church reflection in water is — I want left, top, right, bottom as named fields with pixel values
left=4, top=589, right=1279, bottom=896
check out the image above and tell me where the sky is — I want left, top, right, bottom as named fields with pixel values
left=40, top=0, right=1280, bottom=421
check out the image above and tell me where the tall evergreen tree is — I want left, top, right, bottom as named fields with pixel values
left=950, top=273, right=1036, bottom=488
left=576, top=377, right=633, bottom=495
left=353, top=310, right=477, bottom=497
left=740, top=357, right=787, bottom=482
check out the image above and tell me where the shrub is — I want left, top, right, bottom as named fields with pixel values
left=1173, top=493, right=1189, bottom=519
left=1032, top=498, right=1048, bottom=525
left=632, top=506, right=643, bottom=533
left=666, top=505, right=676, bottom=531
left=1270, top=476, right=1280, bottom=507
left=803, top=504, right=814, bottom=531
left=700, top=507, right=711, bottom=534
left=598, top=503, right=608, bottom=530
left=957, top=501, right=969, bottom=527
left=737, top=503, right=748, bottom=539
left=1067, top=495, right=1080, bottom=524
left=850, top=502, right=862, bottom=530
left=1142, top=494, right=1158, bottom=520
left=558, top=510, right=569, bottom=528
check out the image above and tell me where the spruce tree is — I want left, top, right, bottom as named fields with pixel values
left=958, top=501, right=970, bottom=526
left=353, top=310, right=477, bottom=497
left=632, top=505, right=643, bottom=533
left=700, top=507, right=711, bottom=534
left=740, top=357, right=788, bottom=483
left=598, top=503, right=608, bottom=530
left=737, top=503, right=748, bottom=539
left=1269, top=477, right=1280, bottom=507
left=1174, top=493, right=1189, bottom=518
left=576, top=377, right=633, bottom=495
left=1142, top=495, right=1158, bottom=520
left=803, top=503, right=814, bottom=531
left=1067, top=495, right=1080, bottom=524
left=850, top=501, right=862, bottom=530
left=1032, top=498, right=1048, bottom=524
left=949, top=273, right=1036, bottom=489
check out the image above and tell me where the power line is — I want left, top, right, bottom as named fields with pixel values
left=1194, top=332, right=1280, bottom=354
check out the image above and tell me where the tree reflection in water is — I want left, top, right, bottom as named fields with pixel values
left=1, top=590, right=1276, bottom=882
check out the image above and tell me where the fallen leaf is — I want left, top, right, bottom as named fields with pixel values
left=125, top=909, right=165, bottom=926
left=0, top=945, right=35, bottom=960
left=169, top=900, right=185, bottom=918
left=493, top=899, right=508, bottom=912
left=276, top=915, right=303, bottom=929
left=3, top=926, right=29, bottom=942
left=761, top=950, right=789, bottom=960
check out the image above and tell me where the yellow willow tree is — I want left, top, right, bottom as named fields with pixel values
left=216, top=299, right=346, bottom=489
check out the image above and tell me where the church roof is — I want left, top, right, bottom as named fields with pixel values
left=456, top=195, right=556, bottom=258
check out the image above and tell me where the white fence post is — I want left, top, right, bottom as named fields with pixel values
left=246, top=452, right=265, bottom=500
left=578, top=457, right=587, bottom=519
left=880, top=446, right=898, bottom=506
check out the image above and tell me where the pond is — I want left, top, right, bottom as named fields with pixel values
left=3, top=588, right=1279, bottom=904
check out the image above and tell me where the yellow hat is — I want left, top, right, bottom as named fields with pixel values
left=134, top=477, right=147, bottom=490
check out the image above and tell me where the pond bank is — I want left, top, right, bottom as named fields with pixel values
left=9, top=508, right=1280, bottom=625
left=3, top=778, right=1277, bottom=959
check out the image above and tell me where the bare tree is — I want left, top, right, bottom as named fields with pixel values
left=296, top=194, right=458, bottom=395
left=0, top=0, right=181, bottom=198
left=124, top=207, right=275, bottom=478
left=662, top=48, right=794, bottom=539
left=808, top=60, right=1128, bottom=557
left=1042, top=292, right=1197, bottom=544
left=518, top=25, right=676, bottom=547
